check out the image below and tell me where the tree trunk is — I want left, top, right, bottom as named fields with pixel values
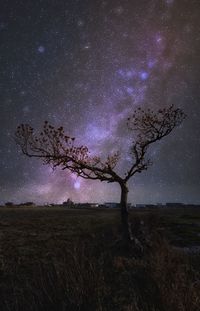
left=120, top=183, right=134, bottom=241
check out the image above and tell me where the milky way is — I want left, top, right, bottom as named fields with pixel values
left=0, top=0, right=200, bottom=204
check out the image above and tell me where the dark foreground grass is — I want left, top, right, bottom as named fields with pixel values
left=0, top=207, right=199, bottom=310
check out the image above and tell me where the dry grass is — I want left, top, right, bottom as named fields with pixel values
left=0, top=207, right=199, bottom=310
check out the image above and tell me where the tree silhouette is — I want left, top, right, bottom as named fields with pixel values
left=15, top=105, right=185, bottom=241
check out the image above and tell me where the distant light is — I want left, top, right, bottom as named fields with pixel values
left=20, top=90, right=26, bottom=96
left=83, top=44, right=90, bottom=50
left=86, top=124, right=108, bottom=141
left=140, top=71, right=149, bottom=80
left=37, top=46, right=45, bottom=53
left=148, top=60, right=156, bottom=69
left=114, top=6, right=124, bottom=15
left=117, top=69, right=125, bottom=77
left=126, top=87, right=134, bottom=95
left=126, top=71, right=133, bottom=78
left=23, top=106, right=30, bottom=114
left=117, top=68, right=135, bottom=79
left=74, top=181, right=81, bottom=189
left=77, top=20, right=84, bottom=27
left=156, top=36, right=162, bottom=43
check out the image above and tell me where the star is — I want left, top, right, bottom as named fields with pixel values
left=139, top=71, right=149, bottom=81
left=74, top=180, right=81, bottom=189
left=37, top=46, right=45, bottom=53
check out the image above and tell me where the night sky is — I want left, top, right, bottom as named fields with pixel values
left=0, top=0, right=200, bottom=205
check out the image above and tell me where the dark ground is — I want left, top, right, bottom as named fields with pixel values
left=0, top=206, right=199, bottom=310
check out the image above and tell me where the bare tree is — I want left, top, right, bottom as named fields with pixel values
left=15, top=105, right=185, bottom=241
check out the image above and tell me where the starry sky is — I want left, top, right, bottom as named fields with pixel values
left=0, top=0, right=200, bottom=205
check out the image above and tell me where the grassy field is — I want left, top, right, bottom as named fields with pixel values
left=0, top=206, right=199, bottom=310
left=129, top=206, right=200, bottom=247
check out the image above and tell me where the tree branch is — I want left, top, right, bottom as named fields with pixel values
left=15, top=105, right=186, bottom=187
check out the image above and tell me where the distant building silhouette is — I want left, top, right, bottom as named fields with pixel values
left=104, top=202, right=131, bottom=208
left=166, top=203, right=185, bottom=207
